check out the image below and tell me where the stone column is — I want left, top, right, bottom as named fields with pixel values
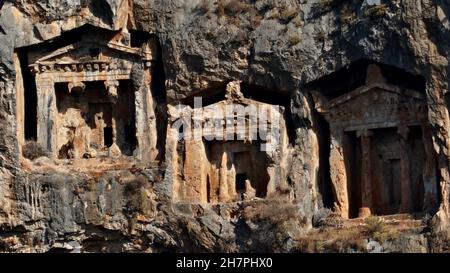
left=183, top=139, right=206, bottom=203
left=421, top=125, right=438, bottom=212
left=329, top=127, right=350, bottom=218
left=35, top=78, right=57, bottom=158
left=133, top=66, right=156, bottom=163
left=357, top=129, right=373, bottom=218
left=218, top=147, right=229, bottom=202
left=144, top=66, right=158, bottom=162
left=105, top=80, right=121, bottom=157
left=398, top=126, right=411, bottom=213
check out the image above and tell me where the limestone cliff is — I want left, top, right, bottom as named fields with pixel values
left=0, top=0, right=450, bottom=253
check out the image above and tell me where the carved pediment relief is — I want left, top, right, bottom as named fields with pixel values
left=28, top=26, right=154, bottom=76
left=319, top=85, right=427, bottom=129
left=322, top=83, right=425, bottom=112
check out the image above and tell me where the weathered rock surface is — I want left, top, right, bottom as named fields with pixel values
left=1, top=0, right=450, bottom=252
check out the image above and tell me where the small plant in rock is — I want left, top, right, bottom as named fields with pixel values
left=314, top=240, right=325, bottom=252
left=222, top=0, right=251, bottom=16
left=279, top=6, right=299, bottom=24
left=291, top=16, right=303, bottom=27
left=124, top=175, right=148, bottom=195
left=340, top=4, right=356, bottom=25
left=319, top=0, right=336, bottom=13
left=195, top=0, right=210, bottom=14
left=288, top=34, right=302, bottom=46
left=313, top=208, right=333, bottom=227
left=248, top=7, right=262, bottom=29
left=364, top=4, right=388, bottom=19
left=313, top=208, right=344, bottom=228
left=316, top=30, right=326, bottom=42
left=22, top=141, right=49, bottom=160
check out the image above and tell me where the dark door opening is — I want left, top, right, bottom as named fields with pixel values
left=236, top=173, right=247, bottom=200
left=104, top=127, right=113, bottom=147
left=344, top=130, right=362, bottom=219
left=316, top=113, right=334, bottom=208
left=206, top=176, right=211, bottom=203
left=445, top=93, right=450, bottom=116
left=388, top=159, right=401, bottom=213
left=123, top=124, right=137, bottom=155
left=151, top=37, right=168, bottom=162
left=17, top=49, right=37, bottom=140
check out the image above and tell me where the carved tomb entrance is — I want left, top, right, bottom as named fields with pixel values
left=311, top=63, right=439, bottom=219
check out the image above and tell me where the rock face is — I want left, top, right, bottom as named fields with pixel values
left=1, top=0, right=450, bottom=252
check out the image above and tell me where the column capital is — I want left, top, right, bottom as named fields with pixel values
left=105, top=80, right=120, bottom=102
left=68, top=81, right=85, bottom=93
left=35, top=79, right=55, bottom=92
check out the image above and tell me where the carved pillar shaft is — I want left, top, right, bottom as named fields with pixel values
left=134, top=66, right=156, bottom=162
left=105, top=80, right=119, bottom=142
left=398, top=126, right=411, bottom=213
left=219, top=147, right=229, bottom=202
left=36, top=78, right=57, bottom=157
left=358, top=129, right=373, bottom=217
left=329, top=127, right=349, bottom=218
left=105, top=80, right=121, bottom=157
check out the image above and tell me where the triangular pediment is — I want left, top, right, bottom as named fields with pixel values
left=323, top=82, right=425, bottom=111
left=35, top=40, right=142, bottom=65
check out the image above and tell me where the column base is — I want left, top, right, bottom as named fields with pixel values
left=358, top=207, right=372, bottom=218
left=108, top=143, right=122, bottom=158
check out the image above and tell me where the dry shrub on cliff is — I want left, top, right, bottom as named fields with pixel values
left=288, top=34, right=302, bottom=46
left=123, top=175, right=150, bottom=222
left=314, top=209, right=344, bottom=229
left=250, top=15, right=261, bottom=28
left=279, top=6, right=299, bottom=24
left=318, top=0, right=335, bottom=13
left=195, top=0, right=209, bottom=14
left=291, top=16, right=303, bottom=27
left=340, top=4, right=356, bottom=24
left=124, top=175, right=148, bottom=195
left=196, top=0, right=210, bottom=14
left=22, top=141, right=49, bottom=160
left=312, top=208, right=332, bottom=227
left=243, top=200, right=304, bottom=225
left=225, top=0, right=251, bottom=15
left=364, top=4, right=387, bottom=19
left=296, top=226, right=366, bottom=252
left=364, top=215, right=388, bottom=242
left=217, top=0, right=251, bottom=17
